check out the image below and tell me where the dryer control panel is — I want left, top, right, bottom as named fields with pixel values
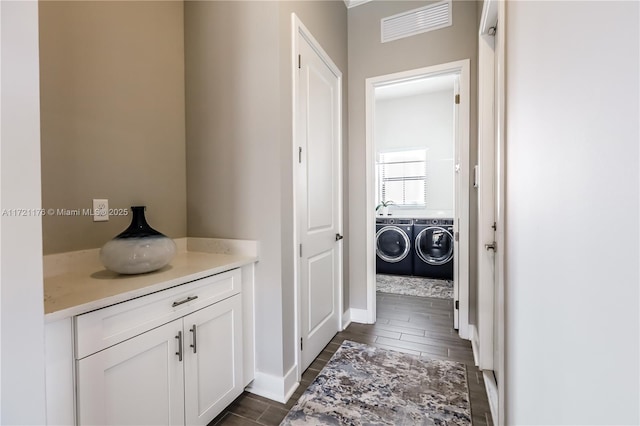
left=414, top=218, right=453, bottom=226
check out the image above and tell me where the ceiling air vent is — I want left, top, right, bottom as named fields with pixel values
left=381, top=0, right=452, bottom=43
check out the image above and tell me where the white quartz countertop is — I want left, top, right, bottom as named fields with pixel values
left=44, top=238, right=258, bottom=322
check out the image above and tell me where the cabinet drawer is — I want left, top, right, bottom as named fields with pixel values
left=75, top=268, right=241, bottom=359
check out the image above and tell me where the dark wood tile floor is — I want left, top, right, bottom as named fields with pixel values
left=210, top=292, right=493, bottom=426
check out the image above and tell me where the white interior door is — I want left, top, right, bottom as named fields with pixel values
left=477, top=0, right=505, bottom=422
left=295, top=23, right=342, bottom=372
left=493, top=2, right=506, bottom=391
left=453, top=76, right=461, bottom=330
left=294, top=23, right=342, bottom=371
left=478, top=26, right=497, bottom=370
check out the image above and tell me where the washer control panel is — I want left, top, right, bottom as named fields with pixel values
left=414, top=218, right=453, bottom=226
left=376, top=218, right=413, bottom=225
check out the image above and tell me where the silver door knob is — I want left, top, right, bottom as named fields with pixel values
left=485, top=242, right=496, bottom=251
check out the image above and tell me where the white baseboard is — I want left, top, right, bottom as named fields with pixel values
left=470, top=326, right=498, bottom=425
left=342, top=309, right=352, bottom=330
left=246, top=364, right=299, bottom=404
left=282, top=364, right=299, bottom=402
left=469, top=324, right=480, bottom=366
left=483, top=371, right=498, bottom=425
left=350, top=308, right=371, bottom=324
left=459, top=324, right=471, bottom=341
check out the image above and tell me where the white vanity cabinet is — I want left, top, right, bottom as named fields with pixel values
left=183, top=295, right=243, bottom=425
left=74, top=269, right=244, bottom=426
left=77, top=318, right=186, bottom=425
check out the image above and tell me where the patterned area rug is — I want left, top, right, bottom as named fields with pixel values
left=377, top=274, right=453, bottom=299
left=281, top=340, right=471, bottom=426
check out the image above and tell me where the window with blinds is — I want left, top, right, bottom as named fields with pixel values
left=377, top=149, right=427, bottom=206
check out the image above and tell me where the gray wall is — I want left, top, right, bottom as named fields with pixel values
left=505, top=1, right=639, bottom=423
left=185, top=0, right=283, bottom=377
left=38, top=1, right=187, bottom=254
left=185, top=0, right=347, bottom=379
left=347, top=1, right=479, bottom=313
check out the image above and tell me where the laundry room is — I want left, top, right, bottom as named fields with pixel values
left=374, top=73, right=457, bottom=300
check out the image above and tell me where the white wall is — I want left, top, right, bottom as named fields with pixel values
left=375, top=89, right=454, bottom=218
left=0, top=1, right=47, bottom=423
left=505, top=1, right=639, bottom=424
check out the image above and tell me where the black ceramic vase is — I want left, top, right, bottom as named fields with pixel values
left=99, top=206, right=177, bottom=274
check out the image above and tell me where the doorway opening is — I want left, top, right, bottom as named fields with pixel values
left=364, top=60, right=471, bottom=339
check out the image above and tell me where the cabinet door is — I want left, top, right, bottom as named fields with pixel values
left=184, top=295, right=243, bottom=425
left=77, top=320, right=185, bottom=426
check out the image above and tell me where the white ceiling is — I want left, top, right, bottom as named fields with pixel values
left=375, top=74, right=456, bottom=100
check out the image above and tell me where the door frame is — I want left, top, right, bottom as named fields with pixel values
left=477, top=0, right=506, bottom=424
left=291, top=14, right=344, bottom=382
left=476, top=1, right=497, bottom=371
left=364, top=60, right=471, bottom=337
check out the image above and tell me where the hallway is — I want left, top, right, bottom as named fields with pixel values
left=212, top=293, right=492, bottom=425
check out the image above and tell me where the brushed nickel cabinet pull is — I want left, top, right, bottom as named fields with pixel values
left=175, top=331, right=183, bottom=362
left=172, top=295, right=198, bottom=308
left=190, top=324, right=197, bottom=354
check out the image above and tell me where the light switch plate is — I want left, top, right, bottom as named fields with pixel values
left=93, top=199, right=109, bottom=222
